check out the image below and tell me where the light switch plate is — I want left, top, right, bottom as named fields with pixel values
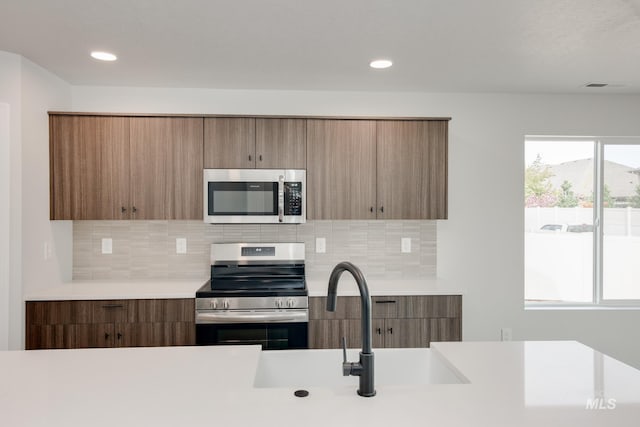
left=176, top=237, right=187, bottom=254
left=43, top=241, right=52, bottom=260
left=501, top=328, right=513, bottom=341
left=315, top=237, right=326, bottom=253
left=101, top=238, right=112, bottom=254
left=401, top=237, right=411, bottom=253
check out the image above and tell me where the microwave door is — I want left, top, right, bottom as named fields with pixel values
left=207, top=181, right=279, bottom=221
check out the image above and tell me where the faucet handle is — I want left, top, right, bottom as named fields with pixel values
left=342, top=337, right=347, bottom=363
left=341, top=337, right=352, bottom=376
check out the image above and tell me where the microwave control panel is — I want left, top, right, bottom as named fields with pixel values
left=284, top=182, right=303, bottom=216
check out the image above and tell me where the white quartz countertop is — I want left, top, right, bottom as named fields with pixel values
left=23, top=277, right=462, bottom=301
left=306, top=275, right=464, bottom=296
left=23, top=279, right=207, bottom=301
left=2, top=341, right=638, bottom=427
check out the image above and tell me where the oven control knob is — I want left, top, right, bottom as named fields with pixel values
left=210, top=299, right=218, bottom=309
left=275, top=298, right=283, bottom=309
left=223, top=299, right=230, bottom=310
left=287, top=298, right=295, bottom=308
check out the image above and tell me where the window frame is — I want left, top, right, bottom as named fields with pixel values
left=525, top=136, right=640, bottom=309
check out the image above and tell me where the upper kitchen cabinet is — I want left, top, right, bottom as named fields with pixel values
left=50, top=115, right=130, bottom=220
left=306, top=119, right=448, bottom=220
left=130, top=117, right=203, bottom=220
left=204, top=118, right=256, bottom=168
left=49, top=115, right=204, bottom=220
left=376, top=120, right=448, bottom=219
left=255, top=118, right=306, bottom=168
left=306, top=120, right=377, bottom=219
left=204, top=117, right=306, bottom=169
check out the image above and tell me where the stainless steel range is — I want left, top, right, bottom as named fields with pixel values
left=195, top=243, right=308, bottom=349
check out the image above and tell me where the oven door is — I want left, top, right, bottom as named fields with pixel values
left=196, top=322, right=308, bottom=350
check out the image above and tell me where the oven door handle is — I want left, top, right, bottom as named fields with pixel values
left=196, top=310, right=308, bottom=324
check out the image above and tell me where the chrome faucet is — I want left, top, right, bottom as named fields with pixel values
left=326, top=262, right=375, bottom=397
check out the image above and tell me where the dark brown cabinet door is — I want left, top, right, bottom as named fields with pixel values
left=255, top=118, right=306, bottom=169
left=50, top=115, right=129, bottom=220
left=383, top=319, right=427, bottom=348
left=129, top=118, right=170, bottom=219
left=204, top=118, right=256, bottom=168
left=306, top=120, right=377, bottom=219
left=376, top=120, right=448, bottom=219
left=308, top=319, right=362, bottom=349
left=125, top=117, right=204, bottom=219
left=76, top=323, right=115, bottom=348
left=164, top=118, right=203, bottom=219
left=427, top=317, right=462, bottom=345
left=26, top=324, right=77, bottom=350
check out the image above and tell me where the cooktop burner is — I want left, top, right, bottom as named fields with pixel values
left=196, top=243, right=307, bottom=298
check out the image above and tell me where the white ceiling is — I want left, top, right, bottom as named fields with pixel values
left=1, top=0, right=640, bottom=93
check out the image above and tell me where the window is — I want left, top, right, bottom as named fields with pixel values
left=525, top=137, right=640, bottom=306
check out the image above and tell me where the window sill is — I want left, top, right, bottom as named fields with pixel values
left=525, top=302, right=640, bottom=311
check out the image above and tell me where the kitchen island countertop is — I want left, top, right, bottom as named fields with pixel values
left=2, top=341, right=638, bottom=427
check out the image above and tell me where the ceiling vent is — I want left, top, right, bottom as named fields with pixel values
left=584, top=83, right=608, bottom=88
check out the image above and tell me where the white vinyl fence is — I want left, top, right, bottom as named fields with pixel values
left=525, top=207, right=640, bottom=301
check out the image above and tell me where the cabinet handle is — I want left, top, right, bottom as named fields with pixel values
left=248, top=155, right=252, bottom=161
left=375, top=300, right=397, bottom=304
left=117, top=333, right=123, bottom=340
left=370, top=207, right=373, bottom=213
left=101, top=304, right=124, bottom=309
left=387, top=327, right=393, bottom=334
left=379, top=206, right=384, bottom=213
left=104, top=332, right=110, bottom=340
left=259, top=154, right=263, bottom=161
left=132, top=206, right=137, bottom=213
left=376, top=328, right=382, bottom=335
left=121, top=206, right=127, bottom=213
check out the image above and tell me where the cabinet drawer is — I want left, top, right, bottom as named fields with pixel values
left=398, top=295, right=461, bottom=318
left=132, top=299, right=195, bottom=323
left=87, top=300, right=131, bottom=323
left=372, top=296, right=400, bottom=318
left=309, top=296, right=361, bottom=320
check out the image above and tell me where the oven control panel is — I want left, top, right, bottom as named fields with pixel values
left=196, top=296, right=309, bottom=311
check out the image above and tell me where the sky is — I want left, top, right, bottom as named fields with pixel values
left=525, top=140, right=640, bottom=168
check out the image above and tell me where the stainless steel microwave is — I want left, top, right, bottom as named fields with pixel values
left=203, top=169, right=306, bottom=224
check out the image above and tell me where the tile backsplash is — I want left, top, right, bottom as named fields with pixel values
left=73, top=220, right=437, bottom=280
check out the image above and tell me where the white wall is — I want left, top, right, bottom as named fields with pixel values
left=0, top=103, right=10, bottom=350
left=72, top=86, right=640, bottom=368
left=20, top=57, right=73, bottom=289
left=0, top=52, right=22, bottom=351
left=0, top=51, right=71, bottom=350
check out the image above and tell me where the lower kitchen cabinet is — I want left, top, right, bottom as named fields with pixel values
left=308, top=295, right=461, bottom=349
left=25, top=299, right=195, bottom=350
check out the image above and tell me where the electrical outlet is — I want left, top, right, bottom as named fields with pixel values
left=401, top=237, right=411, bottom=253
left=315, top=237, right=326, bottom=253
left=101, top=238, right=112, bottom=254
left=176, top=238, right=187, bottom=254
left=501, top=328, right=513, bottom=341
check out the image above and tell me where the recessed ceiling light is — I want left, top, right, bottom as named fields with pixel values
left=370, top=59, right=393, bottom=69
left=90, top=51, right=117, bottom=61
